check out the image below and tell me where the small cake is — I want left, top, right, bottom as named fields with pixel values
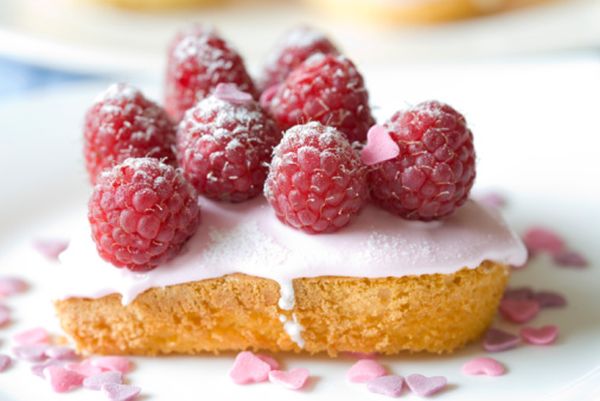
left=53, top=26, right=526, bottom=357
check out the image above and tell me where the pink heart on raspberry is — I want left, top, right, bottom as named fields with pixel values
left=520, top=325, right=559, bottom=345
left=360, top=125, right=400, bottom=166
left=229, top=351, right=272, bottom=384
left=268, top=368, right=310, bottom=390
left=462, top=357, right=506, bottom=376
left=347, top=359, right=387, bottom=383
left=405, top=374, right=447, bottom=396
left=499, top=298, right=540, bottom=324
left=213, top=83, right=253, bottom=105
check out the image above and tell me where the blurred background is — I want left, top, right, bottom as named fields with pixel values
left=0, top=0, right=599, bottom=95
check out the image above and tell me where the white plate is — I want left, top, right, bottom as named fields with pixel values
left=1, top=0, right=600, bottom=75
left=0, top=60, right=599, bottom=400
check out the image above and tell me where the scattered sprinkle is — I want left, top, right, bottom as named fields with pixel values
left=45, top=346, right=77, bottom=361
left=347, top=359, right=387, bottom=383
left=462, top=357, right=506, bottom=376
left=534, top=291, right=567, bottom=308
left=13, top=344, right=49, bottom=362
left=65, top=360, right=106, bottom=377
left=32, top=238, right=69, bottom=261
left=0, top=276, right=28, bottom=297
left=102, top=383, right=141, bottom=401
left=366, top=375, right=404, bottom=397
left=499, top=298, right=540, bottom=324
left=268, top=368, right=310, bottom=390
left=13, top=327, right=50, bottom=345
left=83, top=371, right=124, bottom=390
left=522, top=227, right=565, bottom=256
left=256, top=354, right=280, bottom=370
left=32, top=360, right=65, bottom=378
left=503, top=286, right=534, bottom=301
left=0, top=305, right=10, bottom=326
left=360, top=125, right=400, bottom=166
left=553, top=250, right=588, bottom=268
left=405, top=374, right=447, bottom=397
left=44, top=365, right=84, bottom=392
left=520, top=325, right=559, bottom=345
left=477, top=192, right=507, bottom=209
left=213, top=83, right=253, bottom=105
left=0, top=354, right=12, bottom=372
left=229, top=351, right=272, bottom=384
left=91, top=356, right=132, bottom=373
left=483, top=328, right=520, bottom=352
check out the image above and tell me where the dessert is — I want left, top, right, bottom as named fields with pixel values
left=53, top=25, right=527, bottom=357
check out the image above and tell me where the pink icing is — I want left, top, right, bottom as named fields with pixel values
left=57, top=198, right=526, bottom=307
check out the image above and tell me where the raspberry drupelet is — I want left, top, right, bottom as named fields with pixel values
left=165, top=25, right=258, bottom=122
left=368, top=101, right=476, bottom=221
left=264, top=53, right=374, bottom=143
left=83, top=83, right=176, bottom=184
left=264, top=121, right=368, bottom=234
left=88, top=158, right=200, bottom=271
left=258, top=26, right=339, bottom=92
left=176, top=84, right=281, bottom=202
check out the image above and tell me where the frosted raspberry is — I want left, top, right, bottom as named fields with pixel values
left=84, top=83, right=176, bottom=184
left=264, top=54, right=374, bottom=143
left=258, top=26, right=338, bottom=92
left=165, top=25, right=257, bottom=122
left=264, top=122, right=368, bottom=233
left=368, top=101, right=476, bottom=220
left=89, top=158, right=200, bottom=271
left=177, top=85, right=281, bottom=202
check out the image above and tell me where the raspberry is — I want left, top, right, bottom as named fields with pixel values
left=265, top=54, right=374, bottom=143
left=368, top=101, right=476, bottom=221
left=177, top=85, right=281, bottom=202
left=89, top=158, right=200, bottom=271
left=258, top=26, right=338, bottom=92
left=165, top=25, right=258, bottom=122
left=264, top=122, right=368, bottom=233
left=84, top=83, right=176, bottom=184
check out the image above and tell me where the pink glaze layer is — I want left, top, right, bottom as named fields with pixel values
left=57, top=198, right=526, bottom=306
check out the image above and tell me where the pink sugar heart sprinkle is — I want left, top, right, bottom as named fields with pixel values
left=102, top=383, right=141, bottom=401
left=405, top=374, right=447, bottom=397
left=360, top=125, right=400, bottom=166
left=213, top=83, right=253, bottom=105
left=257, top=354, right=280, bottom=370
left=520, top=325, right=559, bottom=345
left=553, top=250, right=588, bottom=268
left=13, top=327, right=50, bottom=345
left=45, top=346, right=77, bottom=361
left=366, top=375, right=404, bottom=397
left=499, top=298, right=540, bottom=324
left=0, top=354, right=12, bottom=372
left=268, top=368, right=310, bottom=390
left=13, top=344, right=49, bottom=362
left=503, top=287, right=534, bottom=301
left=534, top=291, right=567, bottom=308
left=32, top=238, right=69, bottom=261
left=83, top=371, right=124, bottom=390
left=229, top=351, right=272, bottom=384
left=0, top=276, right=28, bottom=297
left=462, top=357, right=506, bottom=376
left=91, top=356, right=132, bottom=373
left=0, top=306, right=10, bottom=326
left=522, top=227, right=565, bottom=256
left=32, top=360, right=65, bottom=378
left=259, top=84, right=280, bottom=110
left=65, top=360, right=106, bottom=377
left=347, top=359, right=387, bottom=383
left=483, top=328, right=520, bottom=352
left=44, top=365, right=84, bottom=392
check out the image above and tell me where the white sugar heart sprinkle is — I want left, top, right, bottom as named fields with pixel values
left=102, top=383, right=141, bottom=401
left=83, top=371, right=124, bottom=390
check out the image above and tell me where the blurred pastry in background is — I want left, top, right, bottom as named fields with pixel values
left=303, top=0, right=553, bottom=24
left=89, top=0, right=219, bottom=9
